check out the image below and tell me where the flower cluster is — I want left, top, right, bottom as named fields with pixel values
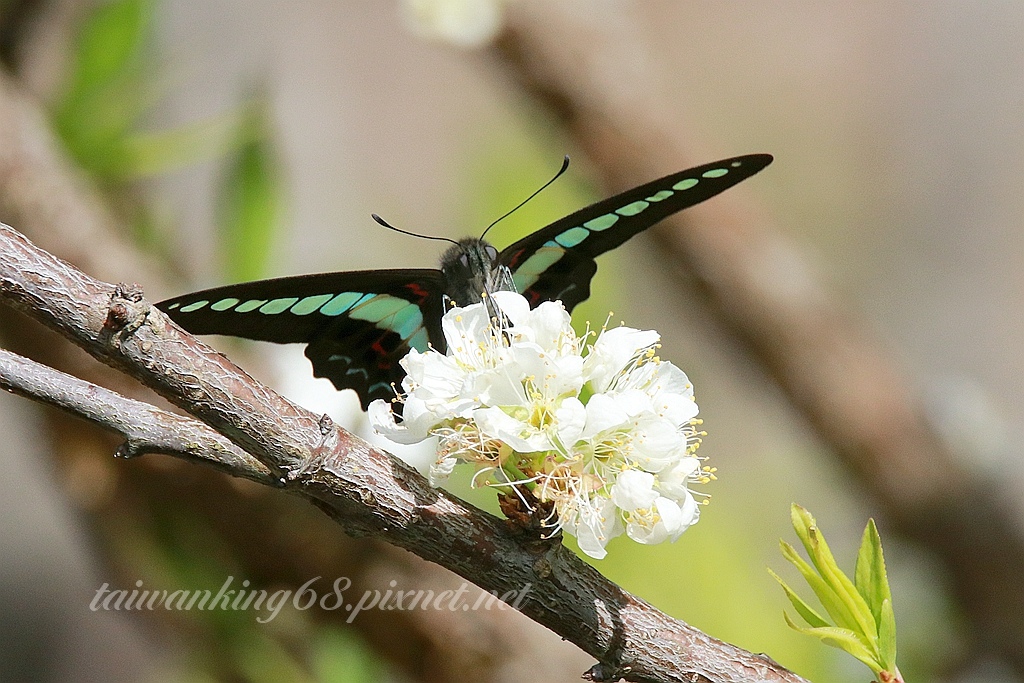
left=369, top=291, right=711, bottom=559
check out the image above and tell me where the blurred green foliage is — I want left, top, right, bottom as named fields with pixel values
left=217, top=103, right=283, bottom=282
left=53, top=0, right=281, bottom=282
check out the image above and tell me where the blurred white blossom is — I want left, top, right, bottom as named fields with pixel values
left=401, top=0, right=508, bottom=48
left=369, top=291, right=712, bottom=559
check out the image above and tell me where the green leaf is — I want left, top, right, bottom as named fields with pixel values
left=855, top=518, right=893, bottom=629
left=779, top=539, right=863, bottom=639
left=790, top=504, right=877, bottom=638
left=54, top=0, right=154, bottom=178
left=115, top=110, right=246, bottom=179
left=217, top=106, right=283, bottom=282
left=767, top=568, right=829, bottom=628
left=783, top=613, right=882, bottom=675
left=878, top=597, right=898, bottom=671
left=69, top=0, right=151, bottom=95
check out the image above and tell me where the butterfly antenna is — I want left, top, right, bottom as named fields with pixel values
left=371, top=213, right=459, bottom=246
left=480, top=155, right=570, bottom=241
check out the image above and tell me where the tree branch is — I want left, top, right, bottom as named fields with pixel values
left=0, top=346, right=276, bottom=483
left=0, top=222, right=808, bottom=683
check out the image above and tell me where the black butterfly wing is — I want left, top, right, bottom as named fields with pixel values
left=156, top=269, right=446, bottom=408
left=499, top=154, right=773, bottom=310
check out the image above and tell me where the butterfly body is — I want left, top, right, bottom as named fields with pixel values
left=439, top=237, right=511, bottom=306
left=159, top=154, right=772, bottom=408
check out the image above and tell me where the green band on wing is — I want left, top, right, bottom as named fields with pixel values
left=555, top=226, right=589, bottom=248
left=259, top=297, right=299, bottom=314
left=702, top=168, right=728, bottom=178
left=513, top=245, right=565, bottom=292
left=320, top=292, right=366, bottom=316
left=409, top=328, right=430, bottom=352
left=672, top=178, right=698, bottom=191
left=646, top=190, right=673, bottom=202
left=391, top=304, right=424, bottom=340
left=180, top=300, right=209, bottom=313
left=290, top=294, right=335, bottom=315
left=211, top=297, right=240, bottom=311
left=349, top=294, right=409, bottom=324
left=235, top=299, right=268, bottom=313
left=584, top=214, right=618, bottom=231
left=616, top=200, right=649, bottom=217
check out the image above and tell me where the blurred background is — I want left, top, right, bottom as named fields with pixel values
left=0, top=1, right=1022, bottom=681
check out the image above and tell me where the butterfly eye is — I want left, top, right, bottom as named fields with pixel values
left=485, top=245, right=498, bottom=261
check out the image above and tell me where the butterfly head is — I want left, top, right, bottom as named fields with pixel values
left=440, top=237, right=512, bottom=306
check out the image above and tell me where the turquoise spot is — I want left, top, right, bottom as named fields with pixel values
left=290, top=294, right=334, bottom=315
left=235, top=299, right=267, bottom=313
left=513, top=246, right=563, bottom=292
left=646, top=190, right=673, bottom=202
left=616, top=200, right=649, bottom=217
left=518, top=246, right=564, bottom=276
left=260, top=297, right=299, bottom=314
left=409, top=328, right=430, bottom=352
left=555, top=226, right=589, bottom=248
left=391, top=304, right=423, bottom=339
left=350, top=295, right=408, bottom=323
left=673, top=178, right=698, bottom=191
left=513, top=271, right=539, bottom=292
left=180, top=300, right=209, bottom=313
left=702, top=168, right=728, bottom=178
left=320, top=292, right=366, bottom=316
left=544, top=240, right=560, bottom=247
left=368, top=381, right=392, bottom=394
left=166, top=303, right=180, bottom=310
left=731, top=161, right=742, bottom=167
left=584, top=214, right=618, bottom=231
left=211, top=298, right=240, bottom=311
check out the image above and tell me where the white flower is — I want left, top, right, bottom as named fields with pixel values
left=369, top=291, right=710, bottom=559
left=401, top=0, right=508, bottom=48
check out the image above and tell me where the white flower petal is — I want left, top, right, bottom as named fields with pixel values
left=610, top=470, right=658, bottom=511
left=581, top=393, right=629, bottom=438
left=429, top=455, right=458, bottom=486
left=625, top=496, right=683, bottom=545
left=491, top=290, right=531, bottom=325
left=368, top=398, right=432, bottom=445
left=585, top=327, right=660, bottom=392
left=473, top=406, right=552, bottom=452
left=656, top=457, right=700, bottom=500
left=570, top=497, right=622, bottom=560
left=555, top=397, right=586, bottom=447
left=527, top=300, right=573, bottom=349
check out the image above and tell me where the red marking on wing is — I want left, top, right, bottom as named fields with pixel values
left=504, top=248, right=527, bottom=269
left=371, top=338, right=393, bottom=369
left=404, top=282, right=431, bottom=302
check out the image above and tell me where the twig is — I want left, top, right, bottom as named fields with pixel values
left=0, top=222, right=809, bottom=683
left=0, top=347, right=276, bottom=483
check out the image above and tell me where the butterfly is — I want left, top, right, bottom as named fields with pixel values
left=158, top=154, right=772, bottom=409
